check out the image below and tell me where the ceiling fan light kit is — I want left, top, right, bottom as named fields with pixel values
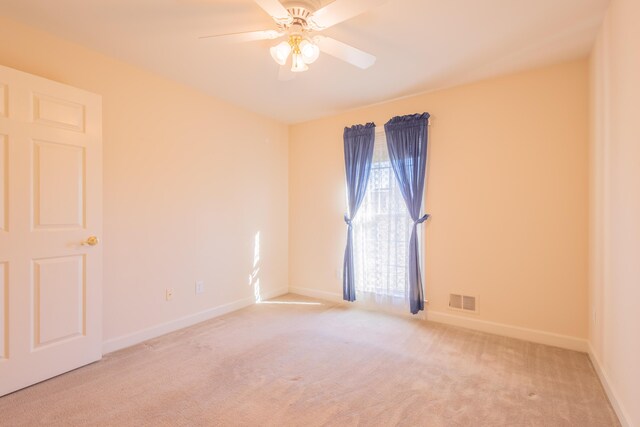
left=270, top=33, right=320, bottom=71
left=299, top=39, right=320, bottom=63
left=270, top=40, right=292, bottom=65
left=201, top=0, right=384, bottom=78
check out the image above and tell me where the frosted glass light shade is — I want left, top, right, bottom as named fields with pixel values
left=270, top=41, right=291, bottom=65
left=291, top=53, right=309, bottom=72
left=299, top=40, right=320, bottom=64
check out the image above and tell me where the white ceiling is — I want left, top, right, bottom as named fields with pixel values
left=0, top=0, right=609, bottom=123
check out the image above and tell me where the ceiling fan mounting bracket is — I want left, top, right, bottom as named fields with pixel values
left=275, top=0, right=323, bottom=33
left=282, top=0, right=321, bottom=14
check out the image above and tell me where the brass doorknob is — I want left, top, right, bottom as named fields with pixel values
left=82, top=236, right=99, bottom=246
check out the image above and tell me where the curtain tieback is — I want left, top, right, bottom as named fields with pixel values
left=414, top=214, right=430, bottom=224
left=344, top=214, right=353, bottom=227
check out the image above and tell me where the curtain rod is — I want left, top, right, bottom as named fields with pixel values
left=374, top=118, right=431, bottom=134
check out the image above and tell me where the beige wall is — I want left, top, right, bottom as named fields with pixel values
left=0, top=17, right=289, bottom=344
left=290, top=60, right=589, bottom=340
left=589, top=0, right=640, bottom=425
left=5, top=9, right=637, bottom=422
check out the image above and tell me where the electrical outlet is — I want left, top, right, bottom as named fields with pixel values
left=195, top=280, right=204, bottom=295
left=165, top=288, right=174, bottom=301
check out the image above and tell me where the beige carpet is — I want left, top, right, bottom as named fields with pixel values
left=0, top=294, right=619, bottom=426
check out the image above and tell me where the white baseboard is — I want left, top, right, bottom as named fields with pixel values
left=588, top=344, right=631, bottom=427
left=258, top=287, right=290, bottom=301
left=425, top=310, right=588, bottom=352
left=102, top=287, right=288, bottom=355
left=289, top=286, right=345, bottom=303
left=289, top=287, right=587, bottom=352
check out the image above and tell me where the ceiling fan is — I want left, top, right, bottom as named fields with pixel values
left=199, top=0, right=386, bottom=79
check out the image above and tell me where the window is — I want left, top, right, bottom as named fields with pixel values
left=353, top=132, right=412, bottom=308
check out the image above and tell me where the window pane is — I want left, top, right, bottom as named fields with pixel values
left=353, top=133, right=412, bottom=305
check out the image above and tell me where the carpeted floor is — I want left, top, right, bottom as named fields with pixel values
left=0, top=294, right=619, bottom=426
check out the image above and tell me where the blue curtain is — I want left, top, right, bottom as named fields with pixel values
left=343, top=123, right=376, bottom=302
left=384, top=113, right=430, bottom=314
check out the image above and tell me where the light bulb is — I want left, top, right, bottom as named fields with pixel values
left=270, top=41, right=291, bottom=66
left=299, top=40, right=320, bottom=64
left=291, top=52, right=309, bottom=72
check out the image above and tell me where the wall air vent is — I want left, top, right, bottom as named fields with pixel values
left=449, top=293, right=477, bottom=313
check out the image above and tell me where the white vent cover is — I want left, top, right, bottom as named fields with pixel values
left=449, top=293, right=477, bottom=313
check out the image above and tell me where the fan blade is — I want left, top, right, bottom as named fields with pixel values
left=310, top=0, right=387, bottom=29
left=278, top=64, right=297, bottom=81
left=315, top=36, right=376, bottom=69
left=253, top=0, right=291, bottom=22
left=199, top=29, right=282, bottom=43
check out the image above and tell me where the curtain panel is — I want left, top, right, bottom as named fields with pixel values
left=384, top=113, right=430, bottom=314
left=342, top=122, right=376, bottom=302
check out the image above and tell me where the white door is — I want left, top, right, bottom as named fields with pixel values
left=0, top=65, right=102, bottom=396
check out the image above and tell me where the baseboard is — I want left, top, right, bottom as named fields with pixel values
left=288, top=286, right=345, bottom=303
left=588, top=344, right=631, bottom=427
left=258, top=287, right=290, bottom=301
left=288, top=287, right=587, bottom=352
left=102, top=287, right=288, bottom=355
left=425, top=310, right=588, bottom=352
